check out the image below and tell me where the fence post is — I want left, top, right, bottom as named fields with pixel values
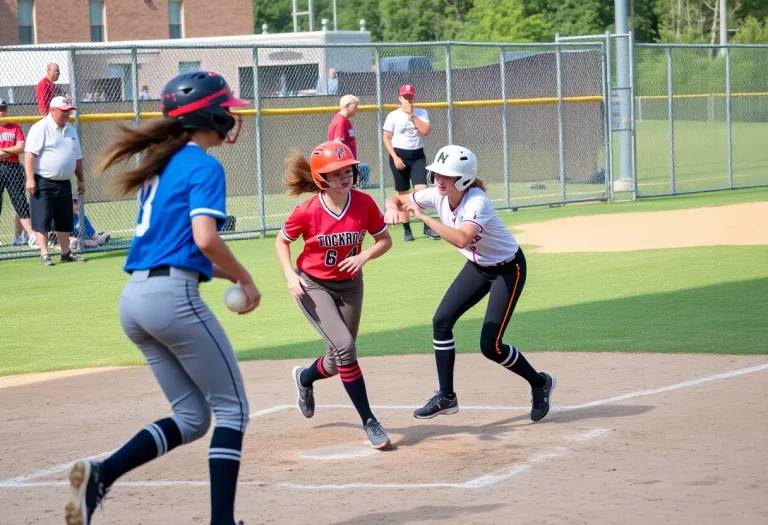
left=67, top=48, right=86, bottom=250
left=500, top=46, right=510, bottom=208
left=375, top=46, right=386, bottom=206
left=555, top=43, right=566, bottom=202
left=600, top=41, right=611, bottom=200
left=605, top=32, right=614, bottom=198
left=628, top=31, right=638, bottom=200
left=131, top=47, right=140, bottom=127
left=252, top=47, right=266, bottom=237
left=725, top=47, right=733, bottom=189
left=667, top=47, right=676, bottom=194
left=445, top=44, right=453, bottom=145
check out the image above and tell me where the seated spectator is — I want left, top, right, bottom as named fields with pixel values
left=299, top=68, right=338, bottom=96
left=139, top=85, right=151, bottom=100
left=68, top=196, right=111, bottom=248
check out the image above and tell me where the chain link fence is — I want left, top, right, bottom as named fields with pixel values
left=633, top=43, right=768, bottom=197
left=0, top=41, right=609, bottom=260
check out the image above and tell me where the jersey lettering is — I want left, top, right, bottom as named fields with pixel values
left=135, top=175, right=160, bottom=237
left=316, top=230, right=366, bottom=248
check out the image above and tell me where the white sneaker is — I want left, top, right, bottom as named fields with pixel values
left=28, top=236, right=38, bottom=248
left=97, top=232, right=111, bottom=246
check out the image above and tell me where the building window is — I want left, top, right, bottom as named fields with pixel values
left=169, top=1, right=183, bottom=39
left=179, top=62, right=201, bottom=74
left=18, top=0, right=35, bottom=45
left=89, top=1, right=105, bottom=42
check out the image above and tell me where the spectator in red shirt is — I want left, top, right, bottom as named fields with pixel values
left=0, top=99, right=36, bottom=246
left=327, top=95, right=359, bottom=159
left=36, top=63, right=61, bottom=116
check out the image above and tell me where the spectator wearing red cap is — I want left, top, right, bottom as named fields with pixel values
left=383, top=84, right=439, bottom=242
left=24, top=96, right=86, bottom=265
left=36, top=63, right=62, bottom=116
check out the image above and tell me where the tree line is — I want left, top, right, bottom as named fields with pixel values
left=253, top=0, right=768, bottom=44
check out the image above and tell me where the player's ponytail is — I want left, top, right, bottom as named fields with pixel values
left=96, top=118, right=191, bottom=197
left=284, top=150, right=321, bottom=197
left=469, top=178, right=487, bottom=192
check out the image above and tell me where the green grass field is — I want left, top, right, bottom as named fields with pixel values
left=633, top=120, right=768, bottom=194
left=1, top=187, right=766, bottom=376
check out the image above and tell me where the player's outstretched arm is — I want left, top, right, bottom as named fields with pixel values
left=383, top=194, right=411, bottom=225
left=403, top=202, right=480, bottom=250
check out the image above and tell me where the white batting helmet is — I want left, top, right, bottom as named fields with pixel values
left=426, top=145, right=478, bottom=191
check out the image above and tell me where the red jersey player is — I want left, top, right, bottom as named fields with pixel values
left=275, top=141, right=393, bottom=449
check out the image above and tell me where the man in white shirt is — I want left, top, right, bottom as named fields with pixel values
left=24, top=96, right=87, bottom=266
left=383, top=84, right=439, bottom=241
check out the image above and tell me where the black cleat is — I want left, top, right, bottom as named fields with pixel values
left=414, top=391, right=459, bottom=419
left=531, top=372, right=556, bottom=422
left=292, top=366, right=315, bottom=418
left=404, top=229, right=414, bottom=242
left=65, top=460, right=108, bottom=525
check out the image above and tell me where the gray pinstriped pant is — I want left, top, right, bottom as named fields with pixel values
left=119, top=267, right=249, bottom=443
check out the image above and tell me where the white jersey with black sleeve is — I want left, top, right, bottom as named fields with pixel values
left=411, top=187, right=519, bottom=266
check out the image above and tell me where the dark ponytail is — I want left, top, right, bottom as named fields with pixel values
left=96, top=118, right=190, bottom=197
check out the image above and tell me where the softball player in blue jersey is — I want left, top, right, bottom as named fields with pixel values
left=64, top=71, right=259, bottom=525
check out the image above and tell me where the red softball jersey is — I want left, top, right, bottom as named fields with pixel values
left=0, top=123, right=25, bottom=163
left=281, top=189, right=387, bottom=281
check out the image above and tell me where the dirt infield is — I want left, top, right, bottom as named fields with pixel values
left=2, top=353, right=767, bottom=524
left=514, top=202, right=768, bottom=253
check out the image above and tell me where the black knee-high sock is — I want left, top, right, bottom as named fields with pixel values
left=433, top=331, right=456, bottom=397
left=498, top=345, right=545, bottom=388
left=209, top=426, right=244, bottom=525
left=102, top=418, right=183, bottom=489
left=300, top=356, right=332, bottom=387
left=403, top=222, right=412, bottom=232
left=338, top=361, right=375, bottom=424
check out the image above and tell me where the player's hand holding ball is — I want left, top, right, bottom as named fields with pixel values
left=225, top=281, right=261, bottom=315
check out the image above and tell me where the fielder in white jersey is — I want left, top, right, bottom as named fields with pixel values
left=384, top=145, right=555, bottom=421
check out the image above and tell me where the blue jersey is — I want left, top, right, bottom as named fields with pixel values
left=71, top=214, right=96, bottom=238
left=124, top=144, right=227, bottom=281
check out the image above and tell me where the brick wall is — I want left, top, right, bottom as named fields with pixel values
left=35, top=0, right=90, bottom=44
left=0, top=0, right=19, bottom=46
left=183, top=0, right=253, bottom=38
left=105, top=0, right=169, bottom=42
left=1, top=0, right=254, bottom=46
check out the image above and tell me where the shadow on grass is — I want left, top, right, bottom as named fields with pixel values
left=238, top=278, right=768, bottom=361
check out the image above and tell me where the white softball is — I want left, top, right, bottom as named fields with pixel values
left=224, top=284, right=248, bottom=312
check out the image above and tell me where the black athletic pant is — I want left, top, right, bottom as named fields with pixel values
left=0, top=162, right=30, bottom=219
left=432, top=249, right=544, bottom=394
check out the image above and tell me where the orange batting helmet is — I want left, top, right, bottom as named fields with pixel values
left=309, top=141, right=360, bottom=191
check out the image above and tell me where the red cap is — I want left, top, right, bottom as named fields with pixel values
left=399, top=84, right=415, bottom=96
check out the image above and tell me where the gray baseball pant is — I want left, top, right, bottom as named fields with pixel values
left=119, top=267, right=249, bottom=443
left=295, top=269, right=364, bottom=375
